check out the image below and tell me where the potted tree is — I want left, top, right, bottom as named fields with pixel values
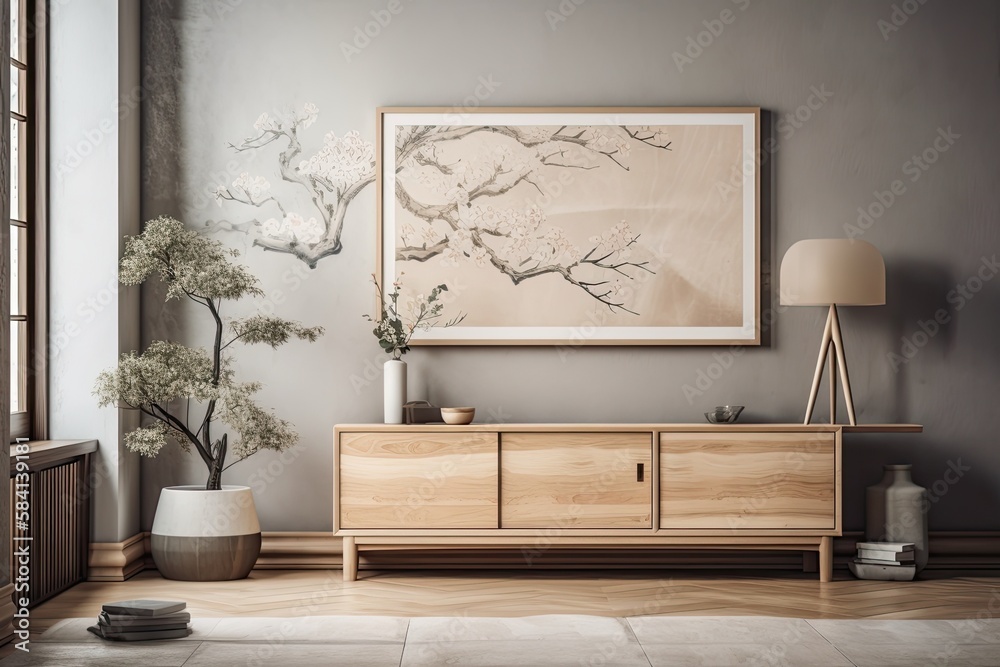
left=94, top=216, right=322, bottom=581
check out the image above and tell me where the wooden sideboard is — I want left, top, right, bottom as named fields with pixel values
left=333, top=423, right=921, bottom=582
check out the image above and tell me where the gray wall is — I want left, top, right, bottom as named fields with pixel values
left=139, top=0, right=1000, bottom=532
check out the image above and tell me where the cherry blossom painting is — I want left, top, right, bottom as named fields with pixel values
left=378, top=108, right=759, bottom=345
left=379, top=109, right=759, bottom=346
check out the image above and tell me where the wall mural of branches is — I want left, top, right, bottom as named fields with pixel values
left=208, top=104, right=375, bottom=268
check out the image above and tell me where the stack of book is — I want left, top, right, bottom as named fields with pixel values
left=849, top=542, right=917, bottom=581
left=856, top=541, right=915, bottom=565
left=87, top=600, right=191, bottom=641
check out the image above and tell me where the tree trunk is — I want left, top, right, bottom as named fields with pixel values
left=206, top=434, right=227, bottom=490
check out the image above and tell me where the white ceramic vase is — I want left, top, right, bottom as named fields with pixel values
left=866, top=464, right=929, bottom=572
left=384, top=358, right=407, bottom=424
left=150, top=485, right=261, bottom=581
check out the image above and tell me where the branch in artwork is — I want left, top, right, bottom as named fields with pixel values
left=389, top=120, right=679, bottom=314
left=208, top=104, right=376, bottom=268
left=396, top=240, right=450, bottom=263
left=394, top=180, right=652, bottom=316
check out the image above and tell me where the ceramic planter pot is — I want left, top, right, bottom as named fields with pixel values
left=151, top=485, right=261, bottom=581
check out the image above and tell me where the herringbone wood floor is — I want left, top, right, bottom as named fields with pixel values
left=31, top=569, right=1000, bottom=634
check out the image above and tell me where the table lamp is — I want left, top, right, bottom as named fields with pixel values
left=780, top=239, right=885, bottom=425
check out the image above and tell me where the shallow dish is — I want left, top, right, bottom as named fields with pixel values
left=704, top=405, right=744, bottom=424
left=441, top=407, right=475, bottom=425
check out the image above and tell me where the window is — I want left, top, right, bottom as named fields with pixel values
left=8, top=0, right=43, bottom=441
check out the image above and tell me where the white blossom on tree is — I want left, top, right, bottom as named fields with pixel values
left=209, top=103, right=376, bottom=268
left=393, top=124, right=673, bottom=315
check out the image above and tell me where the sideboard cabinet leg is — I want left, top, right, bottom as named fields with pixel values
left=819, top=537, right=833, bottom=583
left=343, top=536, right=358, bottom=582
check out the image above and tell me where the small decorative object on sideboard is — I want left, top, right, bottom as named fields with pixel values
left=704, top=405, right=744, bottom=424
left=365, top=276, right=465, bottom=424
left=866, top=464, right=929, bottom=572
left=849, top=542, right=917, bottom=581
left=404, top=400, right=443, bottom=424
left=441, top=407, right=476, bottom=425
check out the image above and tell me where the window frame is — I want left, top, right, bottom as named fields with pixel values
left=9, top=0, right=46, bottom=441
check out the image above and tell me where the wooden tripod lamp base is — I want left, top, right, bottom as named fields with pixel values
left=804, top=304, right=856, bottom=426
left=780, top=239, right=886, bottom=428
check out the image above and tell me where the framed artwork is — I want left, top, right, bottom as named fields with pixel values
left=376, top=107, right=760, bottom=346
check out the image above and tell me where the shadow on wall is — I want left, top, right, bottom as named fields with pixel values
left=880, top=258, right=1000, bottom=422
left=760, top=109, right=775, bottom=349
left=841, top=432, right=996, bottom=532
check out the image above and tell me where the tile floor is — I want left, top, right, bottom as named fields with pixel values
left=8, top=614, right=1000, bottom=666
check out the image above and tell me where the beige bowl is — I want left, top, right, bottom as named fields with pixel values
left=441, top=407, right=475, bottom=425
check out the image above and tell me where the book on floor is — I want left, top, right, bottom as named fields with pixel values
left=101, top=600, right=187, bottom=617
left=855, top=558, right=911, bottom=566
left=90, top=599, right=191, bottom=642
left=855, top=542, right=915, bottom=553
left=857, top=549, right=915, bottom=562
left=99, top=610, right=191, bottom=627
left=99, top=621, right=190, bottom=633
left=87, top=625, right=191, bottom=641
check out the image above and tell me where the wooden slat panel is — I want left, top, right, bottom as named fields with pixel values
left=339, top=432, right=498, bottom=529
left=9, top=457, right=89, bottom=607
left=501, top=433, right=652, bottom=529
left=660, top=432, right=836, bottom=530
